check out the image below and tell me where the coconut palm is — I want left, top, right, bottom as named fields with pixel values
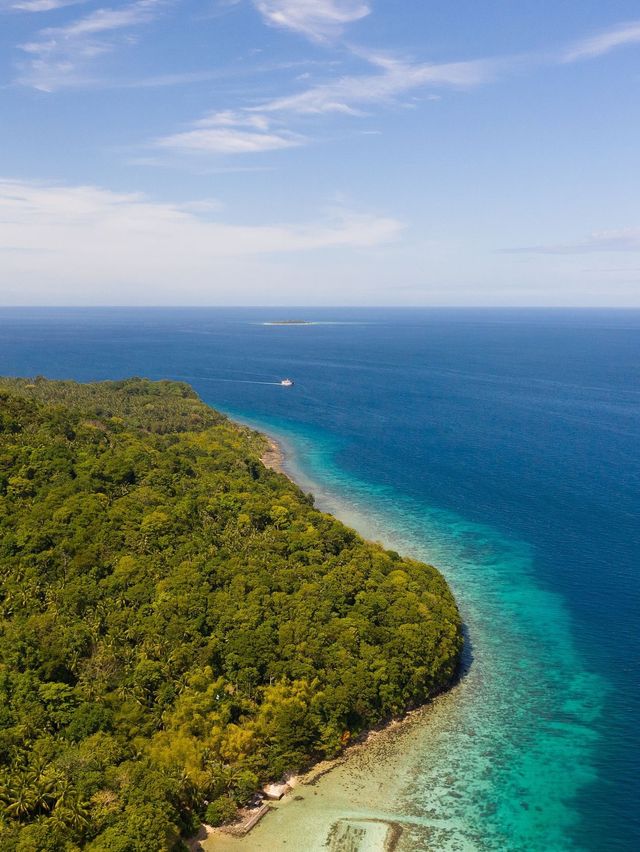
left=2, top=781, right=36, bottom=820
left=50, top=794, right=90, bottom=833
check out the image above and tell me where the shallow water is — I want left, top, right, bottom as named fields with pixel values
left=205, top=421, right=603, bottom=851
left=0, top=307, right=637, bottom=850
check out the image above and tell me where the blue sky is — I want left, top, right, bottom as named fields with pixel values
left=1, top=0, right=640, bottom=305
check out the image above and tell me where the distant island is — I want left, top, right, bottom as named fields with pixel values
left=263, top=319, right=314, bottom=325
left=0, top=376, right=462, bottom=850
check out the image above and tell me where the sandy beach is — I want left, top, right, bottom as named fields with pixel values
left=202, top=702, right=448, bottom=851
left=260, top=437, right=288, bottom=476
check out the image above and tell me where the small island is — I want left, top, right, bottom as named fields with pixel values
left=0, top=377, right=462, bottom=850
left=263, top=319, right=314, bottom=325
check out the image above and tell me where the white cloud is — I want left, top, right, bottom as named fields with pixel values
left=0, top=178, right=404, bottom=300
left=156, top=110, right=305, bottom=154
left=253, top=0, right=370, bottom=42
left=563, top=20, right=640, bottom=62
left=17, top=0, right=165, bottom=90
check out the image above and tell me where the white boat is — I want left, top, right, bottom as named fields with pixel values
left=280, top=378, right=294, bottom=387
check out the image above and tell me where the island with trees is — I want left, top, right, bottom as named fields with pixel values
left=262, top=320, right=314, bottom=325
left=0, top=377, right=462, bottom=850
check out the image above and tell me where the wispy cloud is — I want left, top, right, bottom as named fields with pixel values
left=152, top=14, right=640, bottom=159
left=118, top=70, right=230, bottom=89
left=562, top=20, right=640, bottom=62
left=259, top=49, right=502, bottom=115
left=17, top=0, right=166, bottom=90
left=505, top=228, right=640, bottom=255
left=154, top=48, right=502, bottom=154
left=155, top=110, right=305, bottom=154
left=253, top=0, right=370, bottom=42
left=1, top=0, right=85, bottom=11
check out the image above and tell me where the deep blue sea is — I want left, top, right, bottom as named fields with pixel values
left=0, top=307, right=638, bottom=851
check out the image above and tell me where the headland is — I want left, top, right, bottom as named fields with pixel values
left=0, top=377, right=462, bottom=851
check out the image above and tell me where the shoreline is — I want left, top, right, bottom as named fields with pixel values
left=241, top=416, right=603, bottom=852
left=199, top=429, right=462, bottom=849
left=205, top=700, right=448, bottom=850
left=259, top=436, right=289, bottom=478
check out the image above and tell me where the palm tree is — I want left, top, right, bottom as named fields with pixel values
left=2, top=781, right=36, bottom=820
left=23, top=761, right=60, bottom=814
left=50, top=794, right=90, bottom=834
left=174, top=769, right=200, bottom=812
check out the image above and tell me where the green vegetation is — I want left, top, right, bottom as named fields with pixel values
left=0, top=377, right=462, bottom=850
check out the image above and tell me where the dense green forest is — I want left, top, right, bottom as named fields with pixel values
left=0, top=377, right=462, bottom=850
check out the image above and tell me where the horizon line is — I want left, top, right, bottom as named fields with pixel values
left=1, top=305, right=640, bottom=311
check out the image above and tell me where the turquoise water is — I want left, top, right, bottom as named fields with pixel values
left=222, top=417, right=603, bottom=851
left=0, top=307, right=637, bottom=849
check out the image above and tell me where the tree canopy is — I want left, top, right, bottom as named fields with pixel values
left=0, top=377, right=462, bottom=849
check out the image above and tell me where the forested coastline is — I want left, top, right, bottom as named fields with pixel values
left=0, top=377, right=462, bottom=850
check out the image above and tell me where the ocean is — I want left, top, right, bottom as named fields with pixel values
left=0, top=307, right=637, bottom=851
